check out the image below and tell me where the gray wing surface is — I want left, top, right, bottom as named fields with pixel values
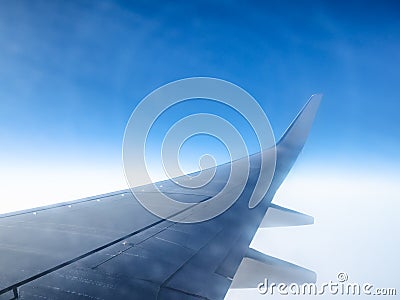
left=0, top=95, right=321, bottom=300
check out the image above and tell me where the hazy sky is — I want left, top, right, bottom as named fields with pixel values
left=1, top=0, right=399, bottom=165
left=0, top=1, right=399, bottom=297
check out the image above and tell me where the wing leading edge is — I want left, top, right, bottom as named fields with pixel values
left=0, top=95, right=322, bottom=299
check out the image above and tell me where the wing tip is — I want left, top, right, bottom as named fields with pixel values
left=278, top=93, right=323, bottom=145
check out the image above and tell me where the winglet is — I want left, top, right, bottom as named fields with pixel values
left=268, top=94, right=322, bottom=194
left=278, top=94, right=322, bottom=147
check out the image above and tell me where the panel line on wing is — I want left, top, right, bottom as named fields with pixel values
left=0, top=196, right=212, bottom=296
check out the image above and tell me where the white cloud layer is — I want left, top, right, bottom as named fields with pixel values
left=0, top=160, right=398, bottom=299
left=227, top=165, right=400, bottom=299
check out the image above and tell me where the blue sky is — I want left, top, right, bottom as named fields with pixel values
left=1, top=0, right=399, bottom=158
left=0, top=0, right=399, bottom=210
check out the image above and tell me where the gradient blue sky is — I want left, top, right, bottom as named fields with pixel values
left=1, top=0, right=399, bottom=168
left=0, top=1, right=399, bottom=297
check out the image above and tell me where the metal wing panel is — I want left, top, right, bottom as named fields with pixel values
left=0, top=191, right=212, bottom=297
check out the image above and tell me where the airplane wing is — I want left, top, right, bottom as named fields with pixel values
left=0, top=95, right=321, bottom=300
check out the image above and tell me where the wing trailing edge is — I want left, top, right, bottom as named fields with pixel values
left=230, top=248, right=316, bottom=289
left=259, top=204, right=314, bottom=228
